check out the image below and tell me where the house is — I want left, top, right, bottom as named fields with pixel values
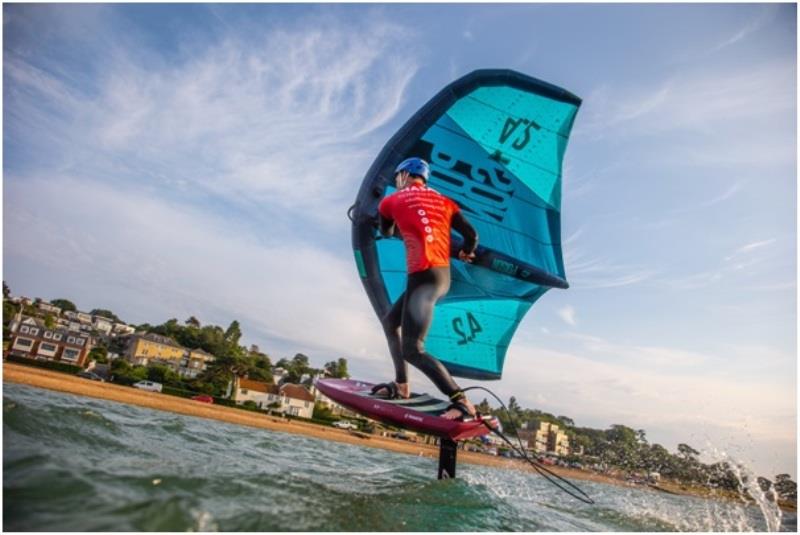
left=233, top=377, right=281, bottom=408
left=179, top=348, right=216, bottom=378
left=113, top=323, right=136, bottom=336
left=231, top=377, right=315, bottom=418
left=92, top=316, right=113, bottom=335
left=125, top=333, right=184, bottom=367
left=278, top=384, right=315, bottom=418
left=6, top=314, right=93, bottom=367
left=313, top=385, right=361, bottom=418
left=36, top=301, right=62, bottom=316
left=272, top=367, right=289, bottom=385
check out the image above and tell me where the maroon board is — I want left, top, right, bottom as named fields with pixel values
left=315, top=378, right=496, bottom=441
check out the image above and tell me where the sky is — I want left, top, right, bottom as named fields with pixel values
left=2, top=3, right=796, bottom=480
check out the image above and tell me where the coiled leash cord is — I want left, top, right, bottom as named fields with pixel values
left=462, top=386, right=596, bottom=505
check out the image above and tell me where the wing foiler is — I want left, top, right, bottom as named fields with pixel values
left=350, top=69, right=581, bottom=380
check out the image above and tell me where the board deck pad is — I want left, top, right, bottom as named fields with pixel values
left=315, top=378, right=496, bottom=441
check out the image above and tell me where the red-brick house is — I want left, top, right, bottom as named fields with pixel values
left=6, top=315, right=93, bottom=367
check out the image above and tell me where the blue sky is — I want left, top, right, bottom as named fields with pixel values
left=3, top=4, right=796, bottom=479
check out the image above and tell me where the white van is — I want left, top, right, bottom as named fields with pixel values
left=332, top=420, right=357, bottom=430
left=133, top=380, right=163, bottom=393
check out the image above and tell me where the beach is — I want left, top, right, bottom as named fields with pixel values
left=2, top=364, right=603, bottom=477
left=1, top=362, right=780, bottom=510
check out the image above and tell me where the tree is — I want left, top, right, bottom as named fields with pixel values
left=147, top=364, right=180, bottom=386
left=51, top=299, right=77, bottom=312
left=476, top=398, right=492, bottom=414
left=276, top=353, right=313, bottom=383
left=774, top=474, right=797, bottom=500
left=224, top=320, right=242, bottom=346
left=324, top=358, right=349, bottom=379
left=185, top=316, right=201, bottom=328
left=677, top=443, right=700, bottom=461
left=313, top=402, right=335, bottom=420
left=3, top=301, right=19, bottom=337
left=558, top=415, right=575, bottom=427
left=43, top=314, right=56, bottom=330
left=89, top=346, right=109, bottom=364
left=3, top=281, right=10, bottom=299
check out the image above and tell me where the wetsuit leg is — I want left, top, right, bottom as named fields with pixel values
left=381, top=292, right=408, bottom=384
left=401, top=266, right=461, bottom=397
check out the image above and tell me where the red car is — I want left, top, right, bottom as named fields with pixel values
left=191, top=394, right=214, bottom=404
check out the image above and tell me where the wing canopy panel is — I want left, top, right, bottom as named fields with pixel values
left=351, top=70, right=580, bottom=379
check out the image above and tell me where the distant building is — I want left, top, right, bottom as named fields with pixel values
left=179, top=348, right=216, bottom=378
left=231, top=377, right=315, bottom=418
left=36, top=301, right=61, bottom=316
left=313, top=386, right=360, bottom=418
left=92, top=316, right=113, bottom=335
left=529, top=421, right=570, bottom=456
left=125, top=333, right=184, bottom=367
left=272, top=367, right=289, bottom=385
left=279, top=384, right=315, bottom=418
left=113, top=323, right=136, bottom=336
left=233, top=377, right=280, bottom=407
left=121, top=333, right=216, bottom=376
left=6, top=314, right=93, bottom=367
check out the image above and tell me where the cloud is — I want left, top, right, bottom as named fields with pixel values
left=3, top=7, right=424, bottom=368
left=4, top=174, right=388, bottom=362
left=4, top=11, right=421, bottom=230
left=557, top=305, right=577, bottom=326
left=494, top=338, right=795, bottom=477
left=663, top=237, right=783, bottom=290
left=711, top=5, right=780, bottom=52
left=729, top=238, right=777, bottom=257
left=577, top=60, right=795, bottom=167
left=563, top=243, right=656, bottom=289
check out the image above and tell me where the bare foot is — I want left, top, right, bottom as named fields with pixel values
left=441, top=397, right=476, bottom=420
left=396, top=382, right=410, bottom=399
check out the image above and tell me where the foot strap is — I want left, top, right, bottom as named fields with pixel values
left=370, top=382, right=399, bottom=399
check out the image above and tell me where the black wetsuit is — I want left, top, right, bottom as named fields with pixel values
left=379, top=203, right=478, bottom=398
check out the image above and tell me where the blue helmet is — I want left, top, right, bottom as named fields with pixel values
left=394, top=157, right=430, bottom=181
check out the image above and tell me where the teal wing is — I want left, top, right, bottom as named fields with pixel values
left=351, top=70, right=580, bottom=379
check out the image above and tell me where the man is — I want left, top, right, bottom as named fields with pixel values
left=372, top=157, right=479, bottom=420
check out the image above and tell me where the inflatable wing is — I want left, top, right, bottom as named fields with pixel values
left=350, top=69, right=581, bottom=380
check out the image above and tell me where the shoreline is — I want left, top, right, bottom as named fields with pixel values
left=3, top=363, right=794, bottom=513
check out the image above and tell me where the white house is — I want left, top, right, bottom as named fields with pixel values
left=92, top=316, right=113, bottom=335
left=113, top=323, right=136, bottom=335
left=232, top=377, right=315, bottom=418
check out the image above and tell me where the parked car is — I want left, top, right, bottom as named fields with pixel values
left=332, top=420, right=357, bottom=430
left=132, top=380, right=163, bottom=393
left=191, top=394, right=214, bottom=404
left=77, top=371, right=105, bottom=382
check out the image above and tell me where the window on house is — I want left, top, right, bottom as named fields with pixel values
left=67, top=336, right=76, bottom=344
left=20, top=326, right=29, bottom=334
left=44, top=331, right=53, bottom=339
left=241, top=389, right=248, bottom=395
left=53, top=333, right=62, bottom=341
left=14, top=338, right=33, bottom=348
left=30, top=328, right=39, bottom=336
left=76, top=339, right=85, bottom=346
left=39, top=343, right=57, bottom=352
left=62, top=349, right=80, bottom=361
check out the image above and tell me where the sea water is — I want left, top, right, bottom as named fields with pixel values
left=3, top=383, right=795, bottom=532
